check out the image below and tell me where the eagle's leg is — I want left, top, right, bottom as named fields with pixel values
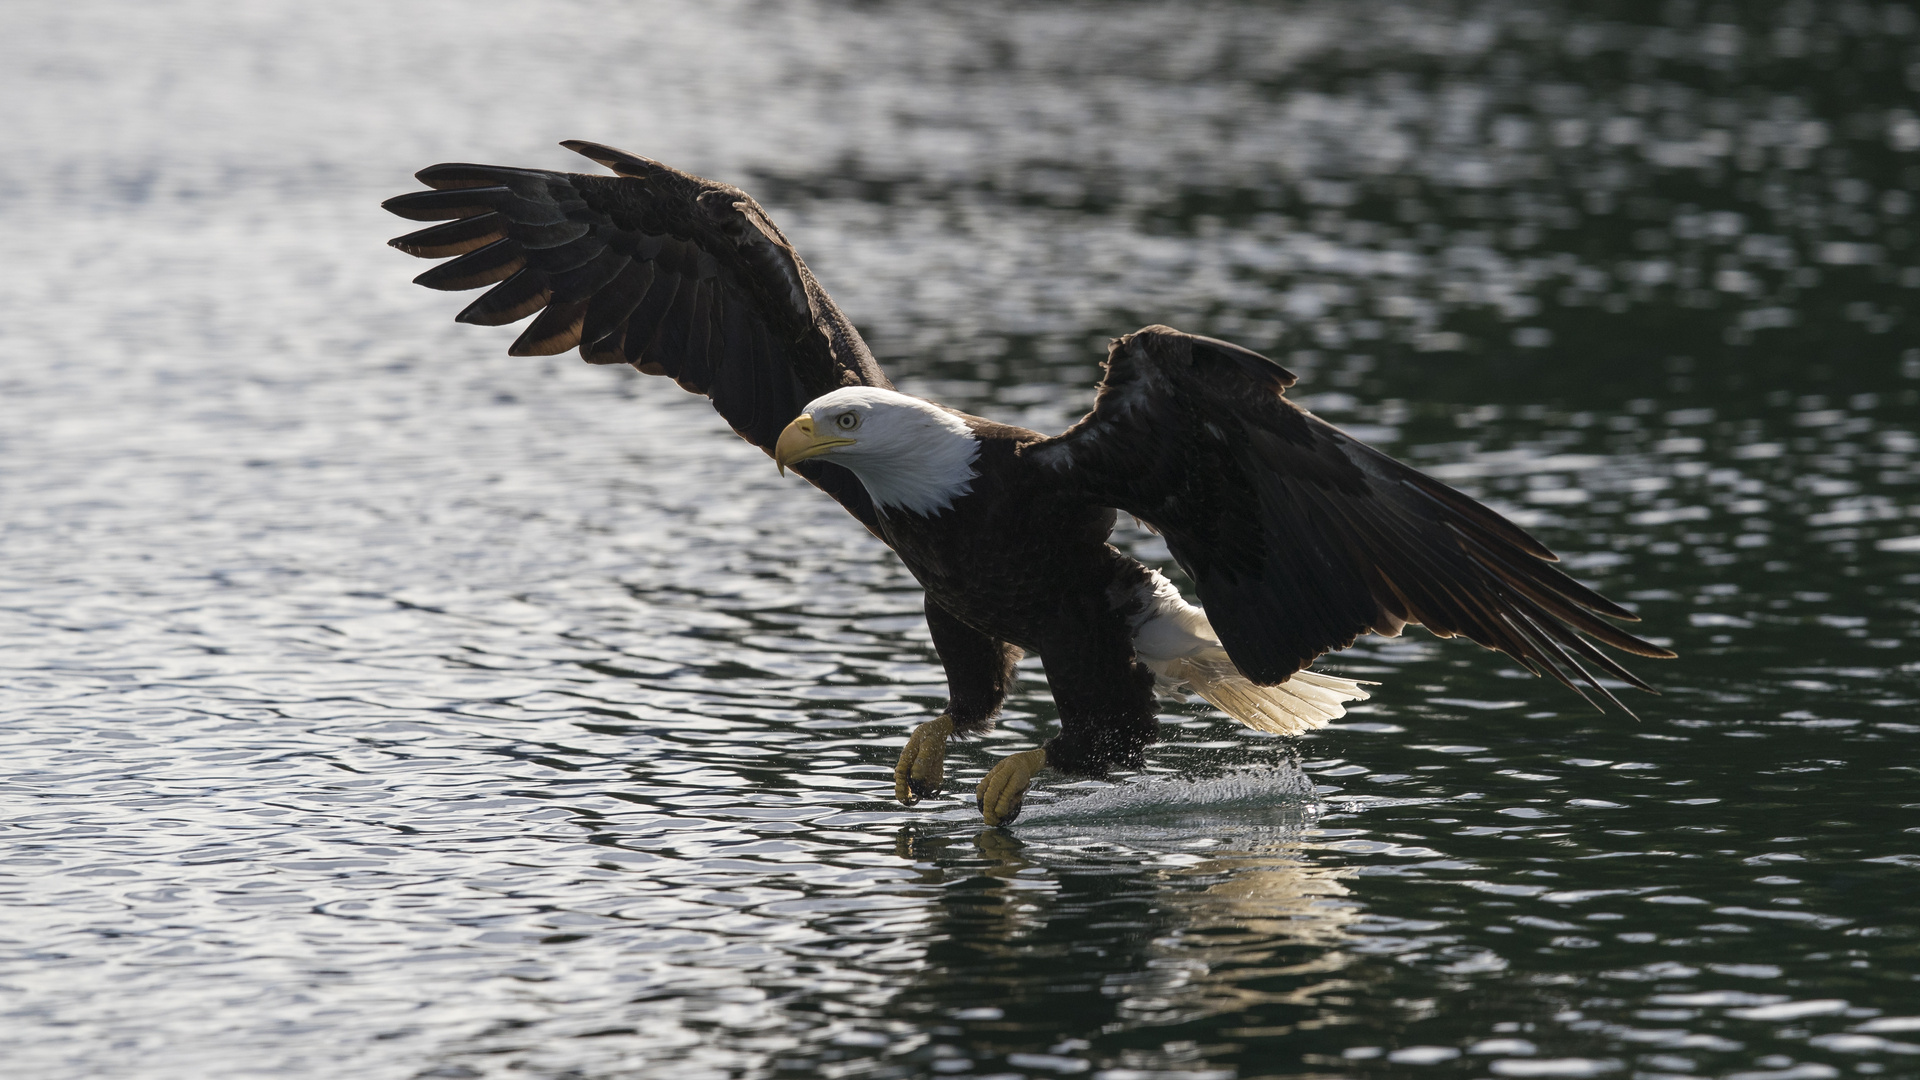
left=895, top=715, right=953, bottom=803
left=897, top=599, right=1021, bottom=806
left=977, top=748, right=1048, bottom=826
left=977, top=591, right=1160, bottom=827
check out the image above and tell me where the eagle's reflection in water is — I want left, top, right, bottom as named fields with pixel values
left=879, top=791, right=1364, bottom=1062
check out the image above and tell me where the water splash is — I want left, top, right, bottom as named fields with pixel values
left=1006, top=763, right=1319, bottom=825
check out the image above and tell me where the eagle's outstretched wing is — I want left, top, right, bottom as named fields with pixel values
left=383, top=141, right=889, bottom=535
left=1031, top=325, right=1673, bottom=710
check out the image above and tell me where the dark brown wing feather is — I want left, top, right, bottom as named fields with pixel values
left=1032, top=325, right=1673, bottom=711
left=384, top=141, right=890, bottom=536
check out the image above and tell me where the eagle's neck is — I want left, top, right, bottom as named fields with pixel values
left=846, top=407, right=980, bottom=517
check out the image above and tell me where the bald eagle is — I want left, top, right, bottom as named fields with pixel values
left=384, top=142, right=1672, bottom=826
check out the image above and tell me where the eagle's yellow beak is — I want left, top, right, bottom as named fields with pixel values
left=774, top=415, right=856, bottom=475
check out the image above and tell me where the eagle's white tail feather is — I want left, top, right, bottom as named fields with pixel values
left=1124, top=569, right=1373, bottom=735
left=1159, top=653, right=1369, bottom=735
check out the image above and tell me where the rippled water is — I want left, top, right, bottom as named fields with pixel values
left=5, top=2, right=1919, bottom=1077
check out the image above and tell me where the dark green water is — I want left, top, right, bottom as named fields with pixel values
left=2, top=1, right=1917, bottom=1077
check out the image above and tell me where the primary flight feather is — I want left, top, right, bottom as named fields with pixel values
left=385, top=142, right=1672, bottom=826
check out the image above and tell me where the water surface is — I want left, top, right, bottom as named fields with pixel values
left=3, top=2, right=1919, bottom=1078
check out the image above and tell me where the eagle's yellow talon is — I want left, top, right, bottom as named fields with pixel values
left=894, top=714, right=955, bottom=805
left=976, top=748, right=1048, bottom=827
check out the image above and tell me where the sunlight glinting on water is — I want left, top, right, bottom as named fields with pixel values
left=3, top=2, right=1919, bottom=1078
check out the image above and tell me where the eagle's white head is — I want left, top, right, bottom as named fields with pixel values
left=774, top=387, right=980, bottom=516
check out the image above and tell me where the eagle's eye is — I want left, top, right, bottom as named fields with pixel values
left=835, top=412, right=860, bottom=431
